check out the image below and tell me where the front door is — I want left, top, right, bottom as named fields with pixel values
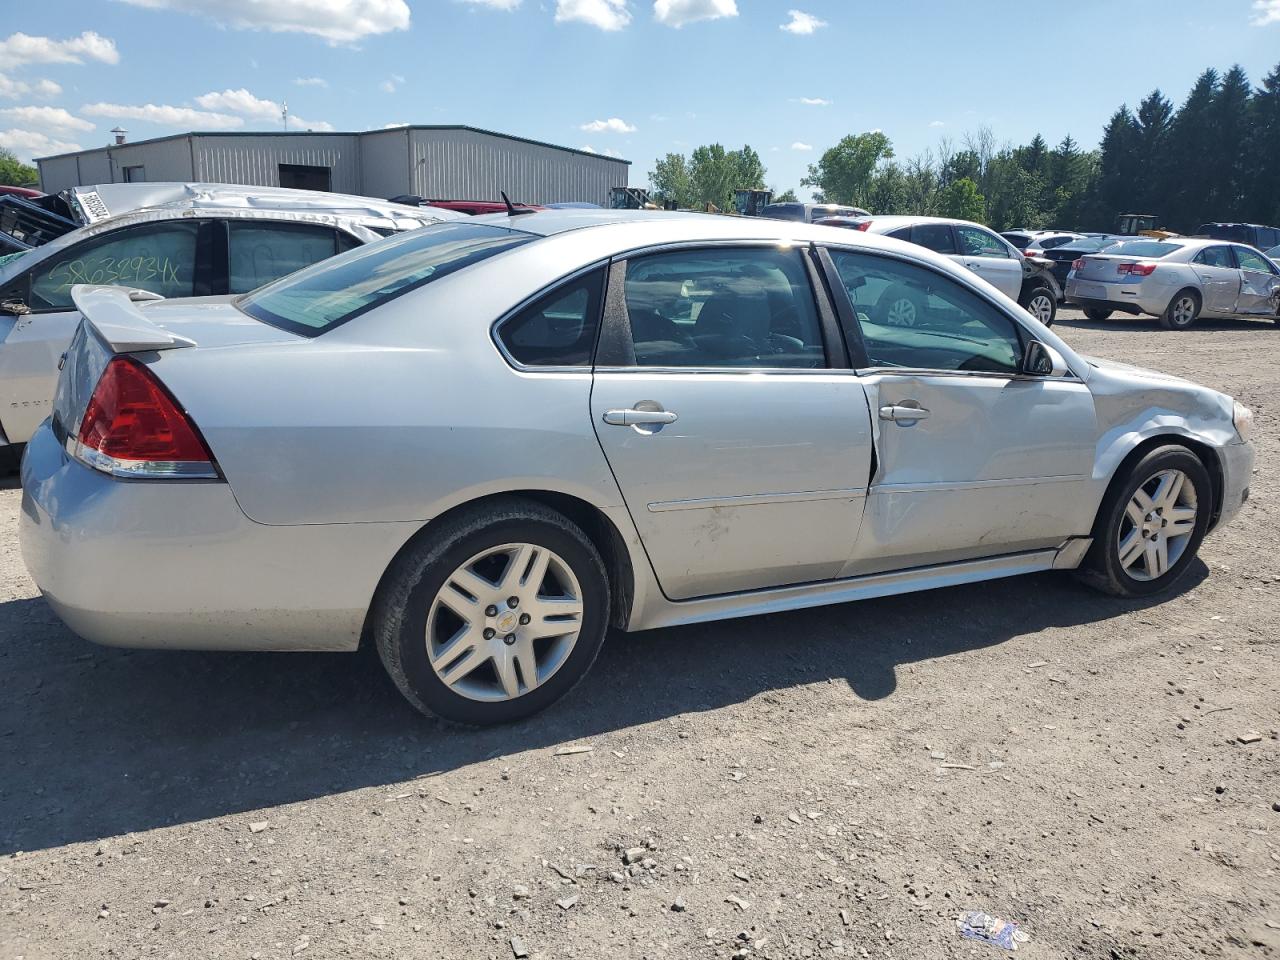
left=954, top=225, right=1024, bottom=301
left=590, top=245, right=874, bottom=600
left=823, top=245, right=1098, bottom=575
left=1190, top=245, right=1241, bottom=315
left=1233, top=246, right=1280, bottom=316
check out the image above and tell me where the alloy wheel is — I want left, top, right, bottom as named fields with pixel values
left=1115, top=469, right=1198, bottom=581
left=886, top=298, right=917, bottom=326
left=425, top=543, right=584, bottom=702
left=1028, top=293, right=1054, bottom=324
left=1171, top=295, right=1197, bottom=327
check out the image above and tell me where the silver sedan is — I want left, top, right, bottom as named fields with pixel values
left=1066, top=237, right=1280, bottom=328
left=21, top=211, right=1255, bottom=724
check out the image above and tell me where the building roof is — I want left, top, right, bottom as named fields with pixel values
left=35, top=125, right=631, bottom=166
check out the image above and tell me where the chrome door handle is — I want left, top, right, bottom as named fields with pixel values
left=879, top=404, right=930, bottom=423
left=603, top=408, right=678, bottom=426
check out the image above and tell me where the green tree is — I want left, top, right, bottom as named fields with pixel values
left=1247, top=62, right=1280, bottom=224
left=1206, top=65, right=1252, bottom=220
left=1087, top=106, right=1142, bottom=230
left=800, top=131, right=894, bottom=205
left=937, top=177, right=986, bottom=222
left=649, top=153, right=693, bottom=208
left=1165, top=68, right=1220, bottom=230
left=649, top=144, right=767, bottom=210
left=772, top=188, right=799, bottom=202
left=1133, top=90, right=1173, bottom=214
left=0, top=148, right=38, bottom=188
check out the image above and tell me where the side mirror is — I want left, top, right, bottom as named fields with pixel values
left=1022, top=339, right=1068, bottom=377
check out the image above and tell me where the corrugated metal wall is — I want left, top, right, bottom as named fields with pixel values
left=106, top=137, right=195, bottom=182
left=359, top=129, right=411, bottom=199
left=36, top=155, right=80, bottom=193
left=410, top=129, right=627, bottom=205
left=192, top=135, right=362, bottom=193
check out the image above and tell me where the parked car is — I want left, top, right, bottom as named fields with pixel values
left=1040, top=235, right=1128, bottom=294
left=857, top=215, right=1060, bottom=324
left=1066, top=237, right=1280, bottom=328
left=390, top=196, right=545, bottom=216
left=1001, top=230, right=1084, bottom=255
left=21, top=211, right=1254, bottom=724
left=1266, top=243, right=1280, bottom=262
left=762, top=202, right=870, bottom=223
left=0, top=185, right=42, bottom=199
left=1195, top=222, right=1280, bottom=252
left=0, top=186, right=461, bottom=447
left=812, top=216, right=869, bottom=230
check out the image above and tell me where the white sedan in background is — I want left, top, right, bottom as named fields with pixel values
left=0, top=183, right=460, bottom=449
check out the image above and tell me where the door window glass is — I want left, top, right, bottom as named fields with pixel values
left=496, top=270, right=604, bottom=367
left=910, top=223, right=958, bottom=254
left=622, top=248, right=825, bottom=368
left=956, top=226, right=1011, bottom=258
left=1236, top=246, right=1277, bottom=275
left=28, top=221, right=199, bottom=311
left=1194, top=246, right=1236, bottom=269
left=829, top=248, right=1023, bottom=374
left=228, top=222, right=342, bottom=294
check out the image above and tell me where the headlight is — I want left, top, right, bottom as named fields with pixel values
left=1233, top=400, right=1254, bottom=441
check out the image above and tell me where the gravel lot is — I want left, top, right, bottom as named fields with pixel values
left=1, top=308, right=1277, bottom=960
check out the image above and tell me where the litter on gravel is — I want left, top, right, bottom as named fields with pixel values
left=956, top=910, right=1030, bottom=950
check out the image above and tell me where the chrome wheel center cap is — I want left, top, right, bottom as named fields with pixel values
left=494, top=610, right=518, bottom=634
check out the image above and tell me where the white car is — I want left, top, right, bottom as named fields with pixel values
left=855, top=216, right=1058, bottom=325
left=0, top=184, right=461, bottom=448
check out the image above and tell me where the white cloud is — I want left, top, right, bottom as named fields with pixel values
left=603, top=147, right=624, bottom=158
left=795, top=96, right=830, bottom=106
left=0, top=75, right=62, bottom=100
left=780, top=9, right=826, bottom=34
left=580, top=144, right=597, bottom=153
left=929, top=119, right=945, bottom=128
left=581, top=116, right=636, bottom=133
left=461, top=0, right=522, bottom=8
left=82, top=102, right=246, bottom=130
left=791, top=141, right=813, bottom=151
left=1, top=128, right=83, bottom=162
left=0, top=106, right=95, bottom=134
left=0, top=31, right=119, bottom=67
left=194, top=88, right=334, bottom=131
left=383, top=121, right=409, bottom=128
left=379, top=74, right=405, bottom=93
left=555, top=0, right=632, bottom=30
left=118, top=0, right=411, bottom=43
left=654, top=0, right=737, bottom=27
left=1250, top=0, right=1280, bottom=25
left=295, top=76, right=328, bottom=87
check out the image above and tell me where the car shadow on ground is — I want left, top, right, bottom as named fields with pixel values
left=0, top=562, right=1207, bottom=854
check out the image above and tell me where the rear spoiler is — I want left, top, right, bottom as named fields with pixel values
left=69, top=285, right=196, bottom=353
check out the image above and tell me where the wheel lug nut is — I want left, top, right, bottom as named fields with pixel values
left=483, top=627, right=495, bottom=640
left=507, top=596, right=519, bottom=609
left=519, top=613, right=531, bottom=625
left=485, top=605, right=498, bottom=617
left=503, top=633, right=516, bottom=646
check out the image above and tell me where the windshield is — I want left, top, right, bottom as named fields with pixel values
left=238, top=221, right=533, bottom=336
left=1267, top=245, right=1280, bottom=259
left=1105, top=240, right=1182, bottom=259
left=1060, top=237, right=1122, bottom=253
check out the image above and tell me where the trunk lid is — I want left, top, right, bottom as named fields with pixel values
left=1073, top=254, right=1154, bottom=282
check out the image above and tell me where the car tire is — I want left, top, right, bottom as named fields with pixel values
left=874, top=284, right=926, bottom=327
left=1023, top=287, right=1057, bottom=326
left=373, top=497, right=610, bottom=725
left=1075, top=445, right=1211, bottom=598
left=1159, top=289, right=1201, bottom=330
left=1083, top=307, right=1112, bottom=322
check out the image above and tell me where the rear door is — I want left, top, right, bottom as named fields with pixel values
left=590, top=243, right=874, bottom=600
left=1190, top=245, right=1242, bottom=315
left=0, top=218, right=213, bottom=442
left=955, top=225, right=1023, bottom=300
left=823, top=245, right=1097, bottom=574
left=1233, top=245, right=1280, bottom=316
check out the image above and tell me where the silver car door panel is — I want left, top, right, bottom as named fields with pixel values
left=1190, top=264, right=1240, bottom=315
left=845, top=372, right=1098, bottom=576
left=591, top=370, right=874, bottom=600
left=0, top=309, right=83, bottom=442
left=1238, top=268, right=1280, bottom=315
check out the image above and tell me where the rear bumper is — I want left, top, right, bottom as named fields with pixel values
left=1065, top=276, right=1175, bottom=316
left=19, top=421, right=420, bottom=652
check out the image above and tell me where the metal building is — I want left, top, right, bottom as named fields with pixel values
left=35, top=126, right=630, bottom=206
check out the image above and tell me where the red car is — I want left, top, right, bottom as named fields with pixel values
left=0, top=185, right=42, bottom=199
left=389, top=195, right=543, bottom=216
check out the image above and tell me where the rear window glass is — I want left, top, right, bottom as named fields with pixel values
left=238, top=221, right=532, bottom=336
left=1106, top=240, right=1182, bottom=259
left=1001, top=233, right=1032, bottom=247
left=762, top=203, right=804, bottom=221
left=1197, top=224, right=1251, bottom=244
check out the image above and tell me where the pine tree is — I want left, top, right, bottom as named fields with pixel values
left=1166, top=69, right=1220, bottom=230
left=1134, top=90, right=1173, bottom=214
left=1206, top=66, right=1252, bottom=220
left=1089, top=107, right=1141, bottom=230
left=1246, top=63, right=1280, bottom=224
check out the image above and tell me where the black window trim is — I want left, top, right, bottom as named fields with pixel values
left=221, top=218, right=356, bottom=297
left=816, top=242, right=1075, bottom=382
left=591, top=240, right=844, bottom=375
left=489, top=259, right=609, bottom=373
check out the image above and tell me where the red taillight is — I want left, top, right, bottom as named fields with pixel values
left=1071, top=258, right=1086, bottom=271
left=854, top=220, right=872, bottom=231
left=75, top=357, right=217, bottom=478
left=1117, top=262, right=1157, bottom=276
